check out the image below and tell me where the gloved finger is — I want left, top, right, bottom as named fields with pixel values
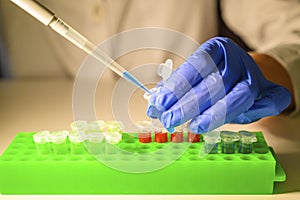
left=145, top=86, right=164, bottom=119
left=151, top=48, right=219, bottom=111
left=230, top=85, right=291, bottom=123
left=160, top=71, right=225, bottom=128
left=189, top=81, right=255, bottom=133
left=146, top=104, right=162, bottom=119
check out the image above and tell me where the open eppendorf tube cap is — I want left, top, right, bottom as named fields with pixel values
left=158, top=59, right=173, bottom=84
left=104, top=132, right=122, bottom=144
left=143, top=58, right=173, bottom=102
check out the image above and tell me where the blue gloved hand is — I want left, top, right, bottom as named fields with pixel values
left=147, top=37, right=291, bottom=133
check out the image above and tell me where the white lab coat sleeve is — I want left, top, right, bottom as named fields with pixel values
left=222, top=0, right=300, bottom=116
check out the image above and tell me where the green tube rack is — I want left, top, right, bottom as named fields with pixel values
left=0, top=132, right=285, bottom=194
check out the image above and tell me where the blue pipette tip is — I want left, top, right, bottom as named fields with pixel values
left=122, top=71, right=151, bottom=93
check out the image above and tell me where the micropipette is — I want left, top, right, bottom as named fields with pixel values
left=10, top=0, right=151, bottom=93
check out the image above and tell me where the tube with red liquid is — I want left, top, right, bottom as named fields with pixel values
left=136, top=121, right=152, bottom=143
left=170, top=125, right=185, bottom=143
left=154, top=126, right=168, bottom=143
left=187, top=131, right=201, bottom=143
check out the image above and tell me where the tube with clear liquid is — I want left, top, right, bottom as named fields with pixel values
left=10, top=0, right=151, bottom=94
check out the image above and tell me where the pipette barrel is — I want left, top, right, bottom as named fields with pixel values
left=10, top=0, right=151, bottom=93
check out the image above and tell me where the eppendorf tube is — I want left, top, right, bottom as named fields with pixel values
left=104, top=132, right=122, bottom=154
left=203, top=131, right=221, bottom=154
left=33, top=131, right=51, bottom=155
left=220, top=131, right=240, bottom=154
left=51, top=131, right=69, bottom=155
left=150, top=119, right=168, bottom=143
left=105, top=121, right=124, bottom=132
left=86, top=132, right=105, bottom=155
left=153, top=123, right=168, bottom=143
left=154, top=129, right=168, bottom=143
left=87, top=120, right=106, bottom=132
left=71, top=120, right=88, bottom=133
left=238, top=131, right=257, bottom=154
left=69, top=130, right=86, bottom=154
left=187, top=130, right=201, bottom=143
left=136, top=121, right=153, bottom=143
left=105, top=132, right=122, bottom=144
left=170, top=125, right=185, bottom=143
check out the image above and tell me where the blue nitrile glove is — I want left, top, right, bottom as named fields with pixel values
left=147, top=37, right=291, bottom=133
